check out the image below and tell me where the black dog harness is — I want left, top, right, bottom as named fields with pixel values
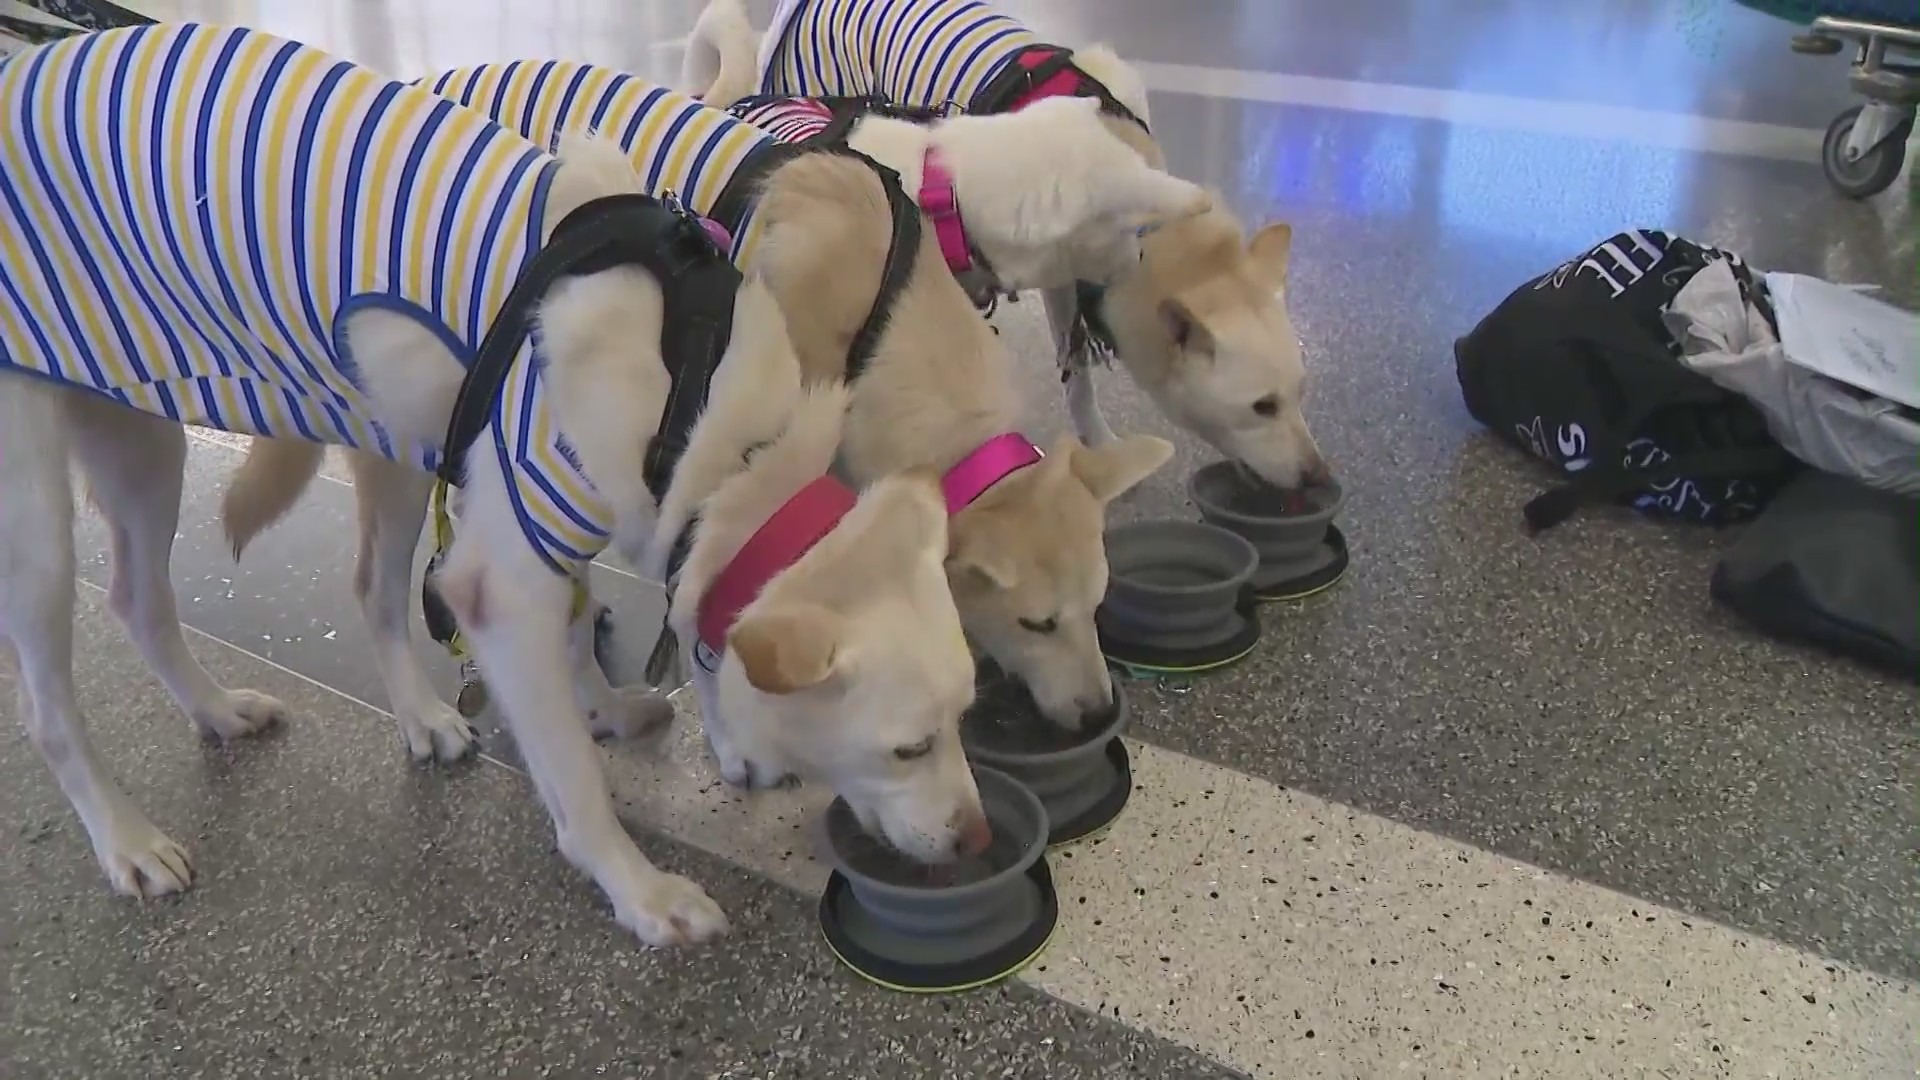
left=437, top=193, right=741, bottom=502
left=425, top=194, right=740, bottom=695
left=711, top=96, right=926, bottom=381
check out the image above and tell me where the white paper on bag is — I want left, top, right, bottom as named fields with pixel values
left=1764, top=271, right=1920, bottom=410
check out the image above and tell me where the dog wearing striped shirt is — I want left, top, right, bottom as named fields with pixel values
left=232, top=64, right=1188, bottom=736
left=687, top=0, right=1333, bottom=490
left=0, top=25, right=987, bottom=947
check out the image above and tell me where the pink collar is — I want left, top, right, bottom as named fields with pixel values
left=919, top=147, right=974, bottom=275
left=696, top=475, right=858, bottom=650
left=941, top=434, right=1043, bottom=512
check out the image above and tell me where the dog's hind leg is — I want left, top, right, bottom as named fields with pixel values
left=68, top=394, right=288, bottom=741
left=0, top=379, right=193, bottom=896
left=1042, top=284, right=1120, bottom=448
left=344, top=449, right=479, bottom=763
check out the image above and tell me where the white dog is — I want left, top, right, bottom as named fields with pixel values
left=231, top=65, right=1189, bottom=731
left=686, top=0, right=1332, bottom=488
left=1, top=24, right=984, bottom=946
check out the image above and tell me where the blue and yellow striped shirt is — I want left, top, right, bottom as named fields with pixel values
left=0, top=24, right=611, bottom=575
left=425, top=62, right=776, bottom=269
left=758, top=0, right=1039, bottom=113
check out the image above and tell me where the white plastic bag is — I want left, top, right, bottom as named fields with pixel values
left=1665, top=264, right=1920, bottom=498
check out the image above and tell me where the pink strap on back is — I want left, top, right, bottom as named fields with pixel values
left=696, top=475, right=858, bottom=650
left=697, top=216, right=734, bottom=253
left=941, top=433, right=1043, bottom=513
left=919, top=147, right=973, bottom=274
left=1006, top=50, right=1088, bottom=111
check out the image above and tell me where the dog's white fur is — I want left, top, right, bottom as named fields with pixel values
left=688, top=0, right=1331, bottom=487
left=4, top=130, right=985, bottom=946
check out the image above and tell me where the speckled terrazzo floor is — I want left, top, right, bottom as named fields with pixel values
left=4, top=1, right=1918, bottom=1078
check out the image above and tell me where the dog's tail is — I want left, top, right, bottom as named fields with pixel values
left=680, top=0, right=759, bottom=106
left=221, top=437, right=325, bottom=559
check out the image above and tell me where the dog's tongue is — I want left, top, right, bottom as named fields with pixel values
left=1279, top=489, right=1311, bottom=515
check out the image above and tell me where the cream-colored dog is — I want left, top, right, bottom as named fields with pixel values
left=1, top=25, right=981, bottom=949
left=234, top=66, right=1183, bottom=732
left=688, top=0, right=1332, bottom=488
left=748, top=150, right=1175, bottom=729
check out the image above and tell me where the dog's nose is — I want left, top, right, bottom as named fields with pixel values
left=953, top=810, right=993, bottom=857
left=1079, top=701, right=1121, bottom=730
left=1302, top=459, right=1335, bottom=486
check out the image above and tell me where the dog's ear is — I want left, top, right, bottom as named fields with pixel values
left=1247, top=222, right=1292, bottom=291
left=1159, top=294, right=1216, bottom=359
left=1068, top=434, right=1175, bottom=504
left=728, top=602, right=845, bottom=695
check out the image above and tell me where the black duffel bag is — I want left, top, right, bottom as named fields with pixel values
left=1712, top=470, right=1919, bottom=681
left=1455, top=229, right=1796, bottom=532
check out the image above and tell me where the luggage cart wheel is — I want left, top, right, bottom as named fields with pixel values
left=1821, top=104, right=1912, bottom=199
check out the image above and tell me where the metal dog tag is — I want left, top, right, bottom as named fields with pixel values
left=454, top=660, right=490, bottom=718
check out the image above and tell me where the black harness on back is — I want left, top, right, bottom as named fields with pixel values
left=710, top=96, right=927, bottom=380
left=436, top=193, right=741, bottom=503
left=423, top=194, right=741, bottom=690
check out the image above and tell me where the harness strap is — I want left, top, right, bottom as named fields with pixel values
left=721, top=96, right=926, bottom=381
left=972, top=44, right=1151, bottom=134
left=435, top=192, right=740, bottom=507
left=706, top=140, right=811, bottom=246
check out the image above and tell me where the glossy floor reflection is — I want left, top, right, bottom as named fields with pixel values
left=3, top=2, right=1917, bottom=1078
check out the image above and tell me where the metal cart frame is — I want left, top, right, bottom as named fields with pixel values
left=1791, top=15, right=1920, bottom=198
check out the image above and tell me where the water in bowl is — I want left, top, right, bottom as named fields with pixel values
left=961, top=675, right=1097, bottom=755
left=837, top=822, right=1025, bottom=889
left=1214, top=475, right=1328, bottom=518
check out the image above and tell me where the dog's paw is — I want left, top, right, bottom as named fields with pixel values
left=395, top=700, right=478, bottom=764
left=707, top=737, right=756, bottom=789
left=614, top=873, right=730, bottom=948
left=94, top=819, right=194, bottom=898
left=191, top=688, right=287, bottom=740
left=587, top=687, right=675, bottom=741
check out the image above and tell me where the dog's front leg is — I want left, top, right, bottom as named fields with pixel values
left=682, top=632, right=751, bottom=788
left=436, top=536, right=727, bottom=948
left=569, top=602, right=674, bottom=741
left=345, top=450, right=480, bottom=763
left=1041, top=284, right=1120, bottom=448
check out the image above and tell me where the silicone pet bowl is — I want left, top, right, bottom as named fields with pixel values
left=817, top=767, right=1056, bottom=993
left=961, top=665, right=1131, bottom=845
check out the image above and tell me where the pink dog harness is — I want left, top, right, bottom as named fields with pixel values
left=918, top=147, right=975, bottom=277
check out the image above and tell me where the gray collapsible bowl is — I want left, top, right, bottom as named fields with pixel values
left=1188, top=463, right=1346, bottom=599
left=1098, top=519, right=1259, bottom=650
left=961, top=669, right=1132, bottom=845
left=817, top=767, right=1056, bottom=992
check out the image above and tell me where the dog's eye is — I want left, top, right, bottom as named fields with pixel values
left=1017, top=616, right=1057, bottom=634
left=892, top=737, right=936, bottom=761
left=1252, top=395, right=1280, bottom=418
